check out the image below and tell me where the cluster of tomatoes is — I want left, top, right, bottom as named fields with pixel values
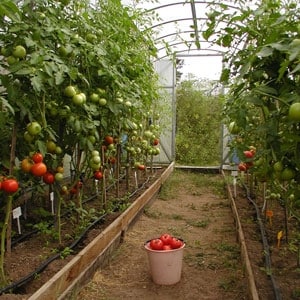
left=21, top=152, right=64, bottom=185
left=148, top=233, right=184, bottom=251
left=238, top=146, right=256, bottom=172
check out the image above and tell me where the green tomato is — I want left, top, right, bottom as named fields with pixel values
left=90, top=93, right=99, bottom=103
left=55, top=172, right=64, bottom=182
left=288, top=103, right=300, bottom=122
left=27, top=121, right=42, bottom=136
left=64, top=85, right=77, bottom=97
left=7, top=56, right=18, bottom=65
left=12, top=45, right=26, bottom=59
left=99, top=98, right=107, bottom=106
left=24, top=131, right=35, bottom=142
left=273, top=161, right=283, bottom=172
left=72, top=93, right=84, bottom=105
left=55, top=146, right=62, bottom=155
left=280, top=168, right=295, bottom=181
left=92, top=155, right=101, bottom=164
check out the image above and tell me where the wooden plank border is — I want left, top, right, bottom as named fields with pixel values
left=222, top=170, right=260, bottom=300
left=28, top=162, right=174, bottom=300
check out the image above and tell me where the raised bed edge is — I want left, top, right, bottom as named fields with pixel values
left=28, top=162, right=175, bottom=300
left=223, top=170, right=260, bottom=300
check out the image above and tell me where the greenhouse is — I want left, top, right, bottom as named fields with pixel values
left=0, top=0, right=300, bottom=299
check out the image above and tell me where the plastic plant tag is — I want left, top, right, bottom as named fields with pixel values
left=12, top=206, right=22, bottom=234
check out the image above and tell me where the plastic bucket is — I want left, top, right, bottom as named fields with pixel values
left=144, top=240, right=185, bottom=285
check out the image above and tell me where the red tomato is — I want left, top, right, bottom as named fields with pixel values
left=138, top=164, right=145, bottom=171
left=159, top=233, right=172, bottom=245
left=104, top=135, right=114, bottom=145
left=149, top=238, right=164, bottom=250
left=76, top=180, right=83, bottom=188
left=43, top=172, right=55, bottom=184
left=162, top=245, right=172, bottom=250
left=243, top=150, right=254, bottom=158
left=70, top=187, right=77, bottom=194
left=238, top=162, right=247, bottom=172
left=153, top=138, right=159, bottom=146
left=170, top=237, right=183, bottom=249
left=32, top=152, right=43, bottom=163
left=2, top=179, right=19, bottom=194
left=94, top=171, right=103, bottom=180
left=31, top=162, right=47, bottom=176
left=109, top=157, right=116, bottom=164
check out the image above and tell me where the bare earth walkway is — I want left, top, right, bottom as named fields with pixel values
left=76, top=170, right=248, bottom=300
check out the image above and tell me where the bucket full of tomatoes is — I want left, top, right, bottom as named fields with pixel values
left=144, top=233, right=185, bottom=285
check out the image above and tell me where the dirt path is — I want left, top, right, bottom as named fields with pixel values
left=76, top=170, right=248, bottom=300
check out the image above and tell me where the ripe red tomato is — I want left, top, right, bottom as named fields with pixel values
left=149, top=238, right=164, bottom=250
left=2, top=179, right=19, bottom=194
left=159, top=233, right=172, bottom=245
left=238, top=162, right=247, bottom=172
left=105, top=135, right=114, bottom=145
left=153, top=138, right=159, bottom=146
left=32, top=152, right=43, bottom=163
left=162, top=245, right=172, bottom=250
left=109, top=157, right=116, bottom=164
left=138, top=164, right=145, bottom=171
left=31, top=162, right=47, bottom=176
left=170, top=237, right=183, bottom=249
left=243, top=150, right=254, bottom=158
left=94, top=171, right=103, bottom=180
left=70, top=187, right=77, bottom=194
left=43, top=172, right=55, bottom=184
left=76, top=180, right=83, bottom=188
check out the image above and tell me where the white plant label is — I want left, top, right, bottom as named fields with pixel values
left=50, top=191, right=54, bottom=214
left=12, top=206, right=22, bottom=234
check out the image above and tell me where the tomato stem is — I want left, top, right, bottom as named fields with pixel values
left=0, top=195, right=13, bottom=286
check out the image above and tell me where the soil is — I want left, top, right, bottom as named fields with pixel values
left=76, top=170, right=248, bottom=300
left=0, top=168, right=299, bottom=299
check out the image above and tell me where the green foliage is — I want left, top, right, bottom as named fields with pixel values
left=203, top=0, right=300, bottom=248
left=175, top=79, right=224, bottom=166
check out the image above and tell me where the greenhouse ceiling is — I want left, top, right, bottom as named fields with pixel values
left=121, top=0, right=243, bottom=78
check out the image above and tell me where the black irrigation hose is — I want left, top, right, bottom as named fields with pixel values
left=0, top=213, right=107, bottom=295
left=240, top=182, right=282, bottom=300
left=0, top=174, right=153, bottom=295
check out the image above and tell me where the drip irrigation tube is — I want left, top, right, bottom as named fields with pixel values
left=0, top=213, right=107, bottom=295
left=241, top=182, right=282, bottom=300
left=0, top=175, right=153, bottom=295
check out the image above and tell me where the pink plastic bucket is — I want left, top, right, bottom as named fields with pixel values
left=144, top=240, right=185, bottom=285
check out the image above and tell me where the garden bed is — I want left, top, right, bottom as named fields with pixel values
left=227, top=172, right=300, bottom=300
left=0, top=163, right=173, bottom=299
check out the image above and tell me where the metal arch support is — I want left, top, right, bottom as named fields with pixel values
left=155, top=47, right=224, bottom=61
left=190, top=0, right=200, bottom=49
left=156, top=40, right=223, bottom=53
left=146, top=17, right=208, bottom=31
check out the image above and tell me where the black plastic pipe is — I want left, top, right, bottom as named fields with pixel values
left=241, top=182, right=282, bottom=300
